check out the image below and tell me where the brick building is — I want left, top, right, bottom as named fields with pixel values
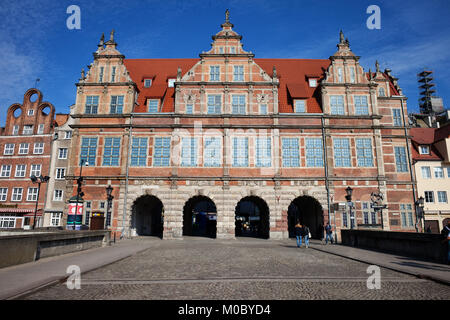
left=66, top=14, right=417, bottom=240
left=0, top=89, right=57, bottom=229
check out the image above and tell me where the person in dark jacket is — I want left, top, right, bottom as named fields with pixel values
left=303, top=225, right=310, bottom=248
left=295, top=221, right=302, bottom=248
left=325, top=222, right=333, bottom=244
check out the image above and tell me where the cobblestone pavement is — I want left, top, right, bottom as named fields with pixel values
left=22, top=237, right=450, bottom=300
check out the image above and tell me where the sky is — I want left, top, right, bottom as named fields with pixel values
left=1, top=0, right=450, bottom=125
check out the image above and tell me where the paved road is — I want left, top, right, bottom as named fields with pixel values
left=21, top=237, right=450, bottom=300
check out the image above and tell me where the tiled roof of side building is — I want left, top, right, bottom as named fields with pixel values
left=410, top=127, right=444, bottom=161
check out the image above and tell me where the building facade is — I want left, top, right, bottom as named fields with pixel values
left=0, top=89, right=56, bottom=229
left=411, top=125, right=450, bottom=233
left=66, top=15, right=417, bottom=240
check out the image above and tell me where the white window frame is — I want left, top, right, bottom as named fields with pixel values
left=437, top=191, right=448, bottom=203
left=58, top=148, right=68, bottom=159
left=12, top=188, right=23, bottom=202
left=0, top=188, right=8, bottom=201
left=30, top=164, right=42, bottom=177
left=419, top=145, right=430, bottom=155
left=309, top=79, right=317, bottom=87
left=294, top=100, right=306, bottom=113
left=37, top=124, right=44, bottom=134
left=19, top=143, right=29, bottom=154
left=434, top=167, right=444, bottom=178
left=168, top=79, right=176, bottom=87
left=23, top=125, right=33, bottom=135
left=260, top=104, right=268, bottom=115
left=33, top=142, right=44, bottom=154
left=51, top=212, right=62, bottom=226
left=421, top=166, right=431, bottom=179
left=12, top=125, right=19, bottom=135
left=53, top=190, right=63, bottom=201
left=27, top=109, right=35, bottom=116
left=27, top=187, right=39, bottom=202
left=1, top=165, right=11, bottom=177
left=15, top=164, right=26, bottom=178
left=4, top=144, right=14, bottom=155
left=56, top=168, right=66, bottom=180
left=65, top=131, right=73, bottom=139
left=144, top=79, right=152, bottom=88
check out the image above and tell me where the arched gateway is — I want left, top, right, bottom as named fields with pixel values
left=131, top=195, right=164, bottom=238
left=235, top=196, right=270, bottom=239
left=183, top=196, right=217, bottom=238
left=288, top=196, right=324, bottom=239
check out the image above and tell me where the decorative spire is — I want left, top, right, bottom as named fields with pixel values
left=81, top=68, right=85, bottom=80
left=375, top=60, right=380, bottom=73
left=110, top=29, right=115, bottom=42
left=368, top=68, right=372, bottom=80
left=177, top=67, right=182, bottom=81
left=339, top=30, right=345, bottom=43
left=100, top=33, right=104, bottom=44
left=225, top=9, right=230, bottom=23
left=272, top=66, right=277, bottom=78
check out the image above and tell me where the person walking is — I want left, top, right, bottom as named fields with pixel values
left=325, top=222, right=333, bottom=245
left=303, top=224, right=310, bottom=248
left=295, top=220, right=302, bottom=248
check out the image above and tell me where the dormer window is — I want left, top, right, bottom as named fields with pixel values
left=294, top=100, right=306, bottom=113
left=27, top=109, right=34, bottom=116
left=419, top=145, right=430, bottom=155
left=168, top=79, right=176, bottom=88
left=148, top=99, right=159, bottom=113
left=144, top=79, right=152, bottom=88
left=308, top=79, right=317, bottom=87
left=378, top=87, right=386, bottom=97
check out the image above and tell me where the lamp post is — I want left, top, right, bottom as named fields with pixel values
left=105, top=185, right=114, bottom=228
left=73, top=159, right=88, bottom=230
left=30, top=175, right=50, bottom=229
left=371, top=192, right=387, bottom=230
left=415, top=196, right=425, bottom=232
left=345, top=186, right=355, bottom=229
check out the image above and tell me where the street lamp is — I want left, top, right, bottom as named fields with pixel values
left=73, top=159, right=88, bottom=230
left=30, top=175, right=50, bottom=229
left=416, top=196, right=425, bottom=233
left=105, top=185, right=114, bottom=228
left=345, top=186, right=355, bottom=229
left=371, top=192, right=387, bottom=230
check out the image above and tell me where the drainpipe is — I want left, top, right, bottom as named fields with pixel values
left=399, top=97, right=418, bottom=232
left=121, top=113, right=133, bottom=239
left=321, top=116, right=335, bottom=242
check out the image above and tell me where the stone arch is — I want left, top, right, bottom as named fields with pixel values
left=288, top=195, right=324, bottom=239
left=131, top=194, right=164, bottom=238
left=182, top=195, right=217, bottom=238
left=235, top=196, right=270, bottom=239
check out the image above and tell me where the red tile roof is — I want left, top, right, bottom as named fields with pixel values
left=410, top=127, right=449, bottom=161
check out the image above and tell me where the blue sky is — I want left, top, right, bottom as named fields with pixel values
left=1, top=0, right=449, bottom=125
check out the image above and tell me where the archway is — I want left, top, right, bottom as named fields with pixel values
left=287, top=196, right=324, bottom=239
left=131, top=195, right=163, bottom=238
left=183, top=196, right=217, bottom=238
left=235, top=196, right=270, bottom=239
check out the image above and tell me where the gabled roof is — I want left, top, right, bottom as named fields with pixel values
left=410, top=127, right=450, bottom=161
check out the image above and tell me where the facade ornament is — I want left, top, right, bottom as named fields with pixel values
left=100, top=33, right=104, bottom=46
left=80, top=68, right=85, bottom=80
left=272, top=66, right=277, bottom=78
left=225, top=9, right=230, bottom=23
left=177, top=67, right=182, bottom=81
left=110, top=29, right=115, bottom=42
left=340, top=30, right=345, bottom=43
left=375, top=60, right=380, bottom=73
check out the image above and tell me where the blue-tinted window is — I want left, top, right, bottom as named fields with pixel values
left=210, top=66, right=220, bottom=81
left=256, top=138, right=271, bottom=167
left=207, top=95, right=221, bottom=114
left=233, top=66, right=244, bottom=81
left=306, top=138, right=323, bottom=167
left=103, top=137, right=121, bottom=166
left=153, top=137, right=171, bottom=167
left=148, top=100, right=159, bottom=113
left=333, top=138, right=351, bottom=167
left=233, top=137, right=248, bottom=167
left=354, top=96, right=369, bottom=115
left=85, top=96, right=99, bottom=114
left=181, top=138, right=197, bottom=167
left=282, top=138, right=299, bottom=167
left=295, top=100, right=305, bottom=113
left=80, top=137, right=97, bottom=166
left=131, top=137, right=148, bottom=167
left=232, top=95, right=246, bottom=114
left=394, top=146, right=408, bottom=172
left=356, top=138, right=373, bottom=167
left=110, top=96, right=124, bottom=114
left=186, top=104, right=193, bottom=114
left=393, top=109, right=402, bottom=126
left=330, top=95, right=344, bottom=115
left=204, top=137, right=221, bottom=167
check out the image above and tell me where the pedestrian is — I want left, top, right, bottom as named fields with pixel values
left=325, top=222, right=333, bottom=245
left=303, top=224, right=310, bottom=248
left=441, top=221, right=450, bottom=264
left=295, top=220, right=302, bottom=248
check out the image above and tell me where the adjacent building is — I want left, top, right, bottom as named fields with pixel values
left=66, top=14, right=417, bottom=240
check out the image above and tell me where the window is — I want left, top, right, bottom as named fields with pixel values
left=12, top=125, right=19, bottom=135
left=207, top=95, right=221, bottom=114
left=0, top=215, right=16, bottom=229
left=111, top=66, right=116, bottom=82
left=210, top=66, right=220, bottom=81
left=54, top=190, right=63, bottom=201
left=1, top=165, right=11, bottom=177
left=434, top=167, right=444, bottom=178
left=256, top=138, right=272, bottom=167
left=99, top=67, right=104, bottom=82
left=379, top=87, right=386, bottom=97
left=144, top=79, right=152, bottom=87
left=232, top=137, right=248, bottom=167
left=342, top=212, right=348, bottom=228
left=394, top=146, right=408, bottom=172
left=33, top=142, right=44, bottom=154
left=80, top=137, right=98, bottom=166
left=438, top=191, right=448, bottom=203
left=168, top=79, right=176, bottom=87
left=100, top=201, right=105, bottom=209
left=393, top=109, right=402, bottom=126
left=306, top=138, right=324, bottom=167
left=37, top=124, right=44, bottom=134
left=282, top=138, right=300, bottom=167
left=85, top=201, right=92, bottom=225
left=204, top=137, right=221, bottom=167
left=110, top=96, right=124, bottom=114
left=349, top=67, right=356, bottom=83
left=337, top=67, right=343, bottom=83
left=362, top=202, right=376, bottom=224
left=333, top=138, right=351, bottom=167
left=65, top=131, right=72, bottom=139
left=186, top=104, right=193, bottom=114
left=294, top=100, right=306, bottom=113
left=51, top=212, right=62, bottom=226
left=56, top=168, right=66, bottom=180
left=424, top=191, right=434, bottom=203
left=219, top=47, right=224, bottom=54
left=85, top=96, right=99, bottom=114
left=23, top=125, right=33, bottom=135
left=354, top=96, right=369, bottom=115
left=4, top=144, right=14, bottom=155
left=448, top=168, right=450, bottom=178
left=103, top=137, right=121, bottom=166
left=15, top=165, right=26, bottom=177
left=30, top=164, right=41, bottom=177
left=233, top=66, right=244, bottom=81
left=148, top=99, right=159, bottom=113
left=28, top=109, right=34, bottom=116
left=27, top=188, right=39, bottom=202
left=419, top=145, right=430, bottom=154
left=309, top=79, right=317, bottom=87
left=0, top=188, right=7, bottom=201
left=400, top=204, right=414, bottom=228
left=232, top=95, right=245, bottom=114
left=230, top=47, right=236, bottom=54
left=19, top=143, right=29, bottom=154
left=12, top=188, right=23, bottom=201
left=421, top=166, right=431, bottom=179
left=153, top=137, right=171, bottom=167
left=330, top=96, right=344, bottom=115
left=58, top=148, right=68, bottom=159
left=181, top=138, right=197, bottom=167
left=131, top=137, right=148, bottom=167
left=356, top=138, right=373, bottom=167
left=260, top=104, right=267, bottom=115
